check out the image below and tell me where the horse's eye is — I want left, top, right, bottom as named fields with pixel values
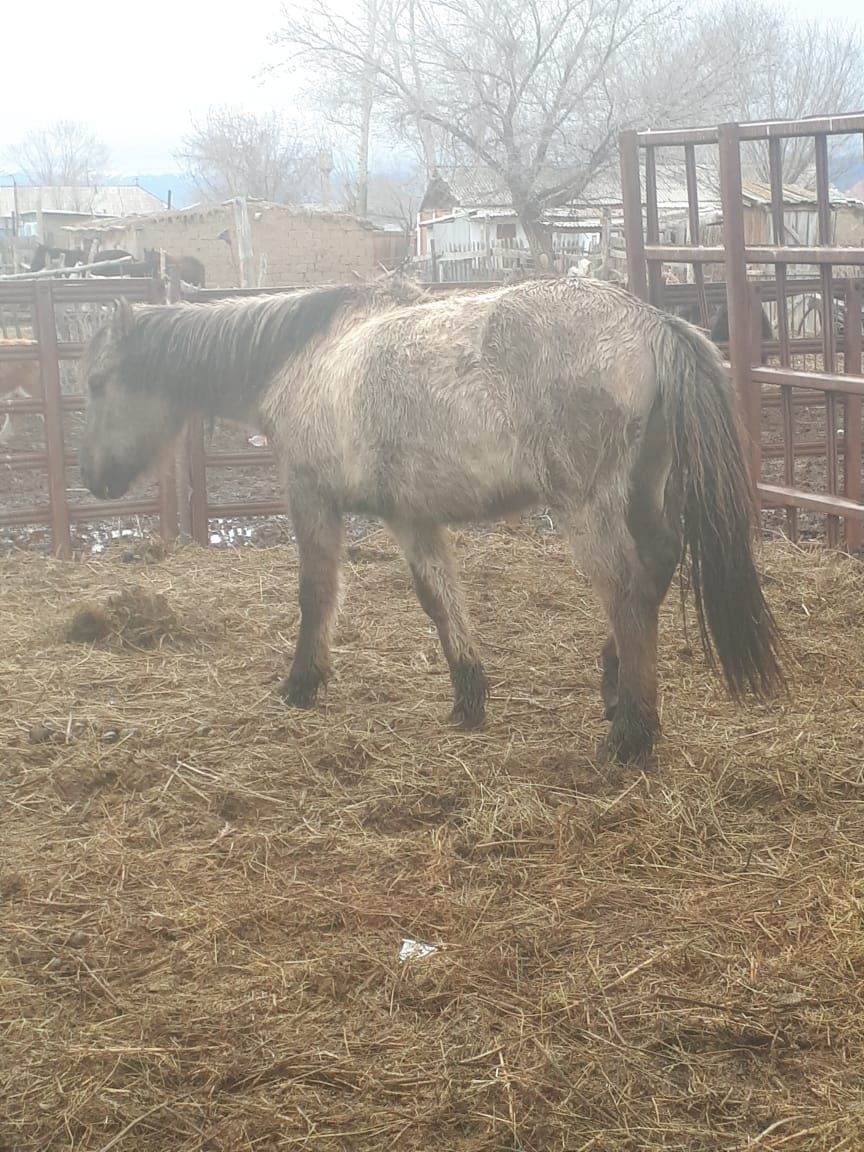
left=89, top=372, right=108, bottom=395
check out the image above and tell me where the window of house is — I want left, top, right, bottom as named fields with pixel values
left=496, top=220, right=517, bottom=241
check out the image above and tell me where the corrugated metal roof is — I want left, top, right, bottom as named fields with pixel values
left=420, top=165, right=862, bottom=222
left=739, top=180, right=861, bottom=206
left=421, top=164, right=723, bottom=215
left=0, top=185, right=165, bottom=218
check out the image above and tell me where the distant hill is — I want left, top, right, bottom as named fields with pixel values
left=104, top=173, right=198, bottom=209
left=836, top=162, right=864, bottom=195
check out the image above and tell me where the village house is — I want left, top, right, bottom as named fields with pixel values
left=414, top=164, right=718, bottom=281
left=415, top=164, right=864, bottom=283
left=66, top=199, right=402, bottom=289
left=0, top=184, right=165, bottom=270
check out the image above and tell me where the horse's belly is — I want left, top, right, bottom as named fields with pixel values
left=339, top=427, right=539, bottom=523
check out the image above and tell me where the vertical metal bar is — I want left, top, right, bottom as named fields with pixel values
left=767, top=139, right=790, bottom=364
left=32, top=281, right=72, bottom=558
left=147, top=276, right=178, bottom=544
left=176, top=435, right=192, bottom=540
left=684, top=144, right=709, bottom=328
left=619, top=130, right=647, bottom=300
left=157, top=447, right=178, bottom=544
left=186, top=415, right=209, bottom=546
left=767, top=136, right=796, bottom=540
left=718, top=123, right=760, bottom=490
left=844, top=279, right=863, bottom=551
left=644, top=146, right=663, bottom=307
left=747, top=283, right=765, bottom=511
left=815, top=133, right=838, bottom=546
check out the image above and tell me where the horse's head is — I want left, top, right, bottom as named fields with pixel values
left=78, top=299, right=178, bottom=500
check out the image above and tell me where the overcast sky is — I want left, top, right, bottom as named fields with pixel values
left=1, top=0, right=862, bottom=177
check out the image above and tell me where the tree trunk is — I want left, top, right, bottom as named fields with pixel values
left=356, top=86, right=373, bottom=217
left=416, top=118, right=438, bottom=180
left=356, top=0, right=381, bottom=219
left=519, top=202, right=555, bottom=271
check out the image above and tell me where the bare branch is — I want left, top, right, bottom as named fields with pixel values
left=10, top=121, right=108, bottom=186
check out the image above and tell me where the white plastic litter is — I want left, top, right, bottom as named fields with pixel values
left=399, top=938, right=438, bottom=962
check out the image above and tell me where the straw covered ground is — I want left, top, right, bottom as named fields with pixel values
left=1, top=530, right=864, bottom=1151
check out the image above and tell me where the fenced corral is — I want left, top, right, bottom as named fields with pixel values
left=620, top=112, right=864, bottom=551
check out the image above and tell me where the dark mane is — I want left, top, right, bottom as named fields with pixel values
left=119, top=286, right=372, bottom=411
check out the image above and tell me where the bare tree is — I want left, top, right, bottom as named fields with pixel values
left=178, top=107, right=321, bottom=203
left=274, top=0, right=767, bottom=260
left=693, top=2, right=864, bottom=185
left=10, top=121, right=108, bottom=185
left=277, top=0, right=391, bottom=216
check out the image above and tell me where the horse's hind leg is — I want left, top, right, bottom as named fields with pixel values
left=593, top=402, right=681, bottom=740
left=279, top=496, right=344, bottom=709
left=391, top=521, right=488, bottom=729
left=599, top=495, right=681, bottom=723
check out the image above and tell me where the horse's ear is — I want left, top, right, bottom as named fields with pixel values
left=111, top=297, right=135, bottom=339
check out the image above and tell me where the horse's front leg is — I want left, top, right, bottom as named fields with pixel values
left=392, top=521, right=488, bottom=729
left=567, top=512, right=661, bottom=767
left=279, top=496, right=344, bottom=709
left=600, top=634, right=620, bottom=720
left=600, top=586, right=661, bottom=767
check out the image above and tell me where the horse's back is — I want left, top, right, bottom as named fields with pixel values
left=270, top=278, right=668, bottom=521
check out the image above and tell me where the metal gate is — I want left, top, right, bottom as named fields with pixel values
left=619, top=113, right=864, bottom=550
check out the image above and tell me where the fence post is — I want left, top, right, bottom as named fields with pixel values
left=32, top=281, right=72, bottom=558
left=718, top=122, right=760, bottom=492
left=233, top=197, right=256, bottom=289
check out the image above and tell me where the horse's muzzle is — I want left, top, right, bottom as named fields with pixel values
left=80, top=457, right=130, bottom=501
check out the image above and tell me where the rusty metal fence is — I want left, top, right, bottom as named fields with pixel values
left=4, top=130, right=864, bottom=559
left=0, top=278, right=176, bottom=558
left=620, top=113, right=864, bottom=551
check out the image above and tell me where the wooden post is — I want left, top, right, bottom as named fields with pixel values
left=233, top=197, right=255, bottom=289
left=32, top=281, right=72, bottom=558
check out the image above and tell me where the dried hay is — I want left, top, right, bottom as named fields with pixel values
left=65, top=586, right=180, bottom=648
left=1, top=531, right=863, bottom=1151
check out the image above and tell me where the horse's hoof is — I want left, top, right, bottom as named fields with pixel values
left=448, top=704, right=486, bottom=731
left=277, top=677, right=320, bottom=709
left=603, top=741, right=649, bottom=769
left=598, top=733, right=652, bottom=769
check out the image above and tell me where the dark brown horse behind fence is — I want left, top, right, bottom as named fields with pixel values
left=78, top=278, right=783, bottom=765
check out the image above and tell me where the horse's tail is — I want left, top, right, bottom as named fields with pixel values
left=654, top=315, right=784, bottom=699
